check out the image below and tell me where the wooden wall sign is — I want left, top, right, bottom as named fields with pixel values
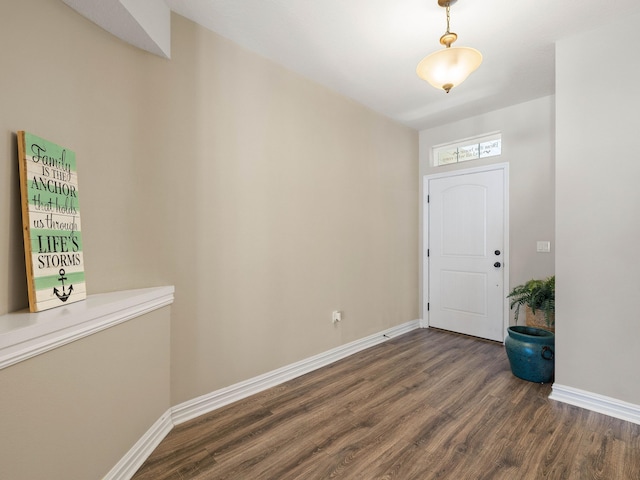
left=17, top=131, right=86, bottom=312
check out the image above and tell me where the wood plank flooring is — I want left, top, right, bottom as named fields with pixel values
left=132, top=328, right=640, bottom=479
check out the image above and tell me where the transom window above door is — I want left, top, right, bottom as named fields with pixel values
left=433, top=132, right=502, bottom=167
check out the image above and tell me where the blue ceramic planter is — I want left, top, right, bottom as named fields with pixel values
left=505, top=326, right=555, bottom=383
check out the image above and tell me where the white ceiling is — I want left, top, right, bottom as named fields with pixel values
left=69, top=0, right=640, bottom=131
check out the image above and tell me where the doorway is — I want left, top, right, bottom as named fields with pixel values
left=423, top=164, right=509, bottom=342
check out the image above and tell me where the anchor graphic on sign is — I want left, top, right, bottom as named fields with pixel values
left=53, top=268, right=74, bottom=302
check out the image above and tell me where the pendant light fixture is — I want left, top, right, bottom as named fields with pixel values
left=416, top=0, right=482, bottom=93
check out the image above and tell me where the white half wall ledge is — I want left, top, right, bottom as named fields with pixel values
left=62, top=0, right=171, bottom=58
left=0, top=286, right=174, bottom=369
left=550, top=383, right=640, bottom=426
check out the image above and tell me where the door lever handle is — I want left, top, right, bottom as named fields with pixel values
left=494, top=262, right=501, bottom=268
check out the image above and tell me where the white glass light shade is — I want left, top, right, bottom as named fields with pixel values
left=416, top=46, right=482, bottom=92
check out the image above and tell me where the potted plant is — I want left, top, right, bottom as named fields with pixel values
left=504, top=276, right=555, bottom=383
left=507, top=276, right=555, bottom=332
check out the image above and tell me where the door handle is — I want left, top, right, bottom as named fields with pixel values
left=494, top=262, right=501, bottom=268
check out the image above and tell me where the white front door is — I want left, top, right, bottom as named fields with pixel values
left=426, top=166, right=507, bottom=342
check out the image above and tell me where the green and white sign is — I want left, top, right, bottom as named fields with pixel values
left=18, top=131, right=86, bottom=312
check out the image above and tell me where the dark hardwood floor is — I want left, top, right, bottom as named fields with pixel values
left=132, top=328, right=640, bottom=479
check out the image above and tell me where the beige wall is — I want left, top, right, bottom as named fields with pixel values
left=556, top=13, right=640, bottom=404
left=419, top=96, right=556, bottom=323
left=0, top=1, right=418, bottom=475
left=0, top=307, right=171, bottom=480
left=165, top=14, right=418, bottom=404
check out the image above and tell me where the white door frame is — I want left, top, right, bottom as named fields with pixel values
left=422, top=162, right=510, bottom=342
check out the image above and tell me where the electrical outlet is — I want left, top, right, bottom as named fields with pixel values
left=332, top=311, right=342, bottom=324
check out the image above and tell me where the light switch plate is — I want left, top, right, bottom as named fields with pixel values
left=536, top=241, right=551, bottom=253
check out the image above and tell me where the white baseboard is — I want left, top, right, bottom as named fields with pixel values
left=171, top=319, right=422, bottom=425
left=109, top=329, right=639, bottom=480
left=103, top=409, right=174, bottom=480
left=107, top=319, right=421, bottom=479
left=550, top=383, right=640, bottom=425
